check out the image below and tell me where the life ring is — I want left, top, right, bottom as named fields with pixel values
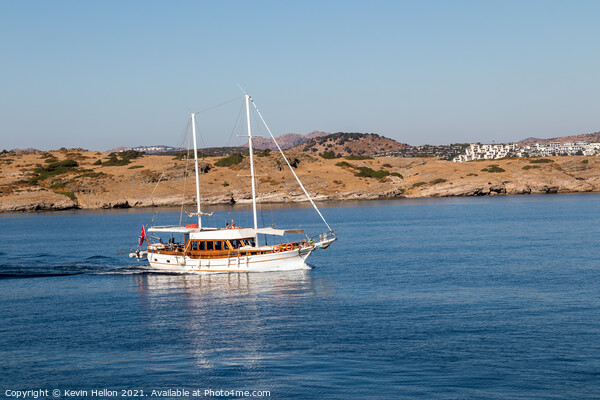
left=285, top=243, right=293, bottom=251
left=272, top=245, right=281, bottom=253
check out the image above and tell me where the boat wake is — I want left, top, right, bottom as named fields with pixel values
left=0, top=255, right=150, bottom=279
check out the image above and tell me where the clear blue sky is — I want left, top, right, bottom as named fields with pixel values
left=1, top=0, right=599, bottom=150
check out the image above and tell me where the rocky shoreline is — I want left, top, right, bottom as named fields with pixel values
left=1, top=181, right=597, bottom=214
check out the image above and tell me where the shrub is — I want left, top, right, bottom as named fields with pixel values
left=257, top=149, right=271, bottom=157
left=76, top=172, right=105, bottom=179
left=354, top=167, right=390, bottom=179
left=54, top=190, right=76, bottom=201
left=390, top=172, right=403, bottom=178
left=481, top=165, right=505, bottom=173
left=320, top=151, right=336, bottom=159
left=466, top=173, right=478, bottom=176
left=582, top=159, right=589, bottom=164
left=214, top=153, right=244, bottom=167
left=28, top=160, right=79, bottom=183
left=49, top=182, right=66, bottom=189
left=522, top=165, right=540, bottom=170
left=222, top=182, right=229, bottom=187
left=93, top=159, right=102, bottom=165
left=128, top=165, right=144, bottom=169
left=119, top=150, right=145, bottom=160
left=430, top=178, right=447, bottom=185
left=382, top=163, right=392, bottom=168
left=529, top=158, right=553, bottom=164
left=411, top=181, right=427, bottom=188
left=345, top=155, right=373, bottom=160
left=102, top=156, right=128, bottom=166
left=336, top=161, right=354, bottom=168
left=102, top=150, right=144, bottom=166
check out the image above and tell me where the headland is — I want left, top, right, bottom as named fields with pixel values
left=1, top=148, right=598, bottom=213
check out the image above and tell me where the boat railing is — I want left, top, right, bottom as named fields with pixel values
left=306, top=230, right=336, bottom=245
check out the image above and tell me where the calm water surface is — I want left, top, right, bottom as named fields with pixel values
left=1, top=195, right=600, bottom=399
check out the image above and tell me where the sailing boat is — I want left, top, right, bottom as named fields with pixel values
left=136, top=94, right=336, bottom=273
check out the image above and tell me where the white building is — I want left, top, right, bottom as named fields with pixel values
left=453, top=141, right=600, bottom=162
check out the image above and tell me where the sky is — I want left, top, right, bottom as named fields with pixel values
left=1, top=0, right=599, bottom=150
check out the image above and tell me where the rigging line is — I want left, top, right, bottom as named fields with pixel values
left=249, top=97, right=333, bottom=232
left=193, top=96, right=244, bottom=115
left=150, top=167, right=167, bottom=205
left=226, top=99, right=246, bottom=148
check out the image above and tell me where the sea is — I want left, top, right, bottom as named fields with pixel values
left=1, top=194, right=599, bottom=400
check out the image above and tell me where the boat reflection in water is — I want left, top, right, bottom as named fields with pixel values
left=134, top=269, right=314, bottom=297
left=132, top=271, right=320, bottom=371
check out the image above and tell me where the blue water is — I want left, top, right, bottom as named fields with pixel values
left=1, top=195, right=600, bottom=399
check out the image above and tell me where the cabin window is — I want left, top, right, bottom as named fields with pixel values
left=198, top=241, right=205, bottom=251
left=247, top=238, right=256, bottom=247
left=206, top=241, right=213, bottom=251
left=214, top=241, right=222, bottom=251
left=191, top=241, right=198, bottom=251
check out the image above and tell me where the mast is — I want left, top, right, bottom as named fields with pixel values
left=191, top=112, right=202, bottom=228
left=245, top=94, right=259, bottom=238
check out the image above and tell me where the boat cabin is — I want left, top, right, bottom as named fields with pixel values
left=146, top=226, right=305, bottom=259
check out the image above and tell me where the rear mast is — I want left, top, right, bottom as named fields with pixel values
left=245, top=94, right=259, bottom=244
left=191, top=112, right=202, bottom=228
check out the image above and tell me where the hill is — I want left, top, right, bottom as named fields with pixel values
left=519, top=131, right=600, bottom=144
left=292, top=132, right=408, bottom=156
left=246, top=131, right=330, bottom=150
left=2, top=148, right=600, bottom=212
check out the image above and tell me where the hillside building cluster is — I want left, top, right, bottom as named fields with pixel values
left=452, top=141, right=600, bottom=162
left=124, top=145, right=184, bottom=154
left=375, top=144, right=467, bottom=159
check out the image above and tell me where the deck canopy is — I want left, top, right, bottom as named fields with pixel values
left=190, top=227, right=303, bottom=240
left=147, top=225, right=216, bottom=233
left=147, top=226, right=303, bottom=239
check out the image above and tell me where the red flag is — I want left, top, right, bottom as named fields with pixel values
left=139, top=225, right=146, bottom=246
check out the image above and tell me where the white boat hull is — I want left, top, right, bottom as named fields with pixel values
left=146, top=247, right=314, bottom=274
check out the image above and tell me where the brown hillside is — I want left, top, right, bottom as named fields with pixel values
left=2, top=148, right=600, bottom=212
left=519, top=131, right=600, bottom=144
left=292, top=132, right=408, bottom=156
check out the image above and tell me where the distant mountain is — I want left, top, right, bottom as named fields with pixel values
left=519, top=131, right=600, bottom=144
left=245, top=131, right=330, bottom=150
left=104, top=146, right=129, bottom=153
left=519, top=137, right=543, bottom=144
left=291, top=132, right=408, bottom=156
